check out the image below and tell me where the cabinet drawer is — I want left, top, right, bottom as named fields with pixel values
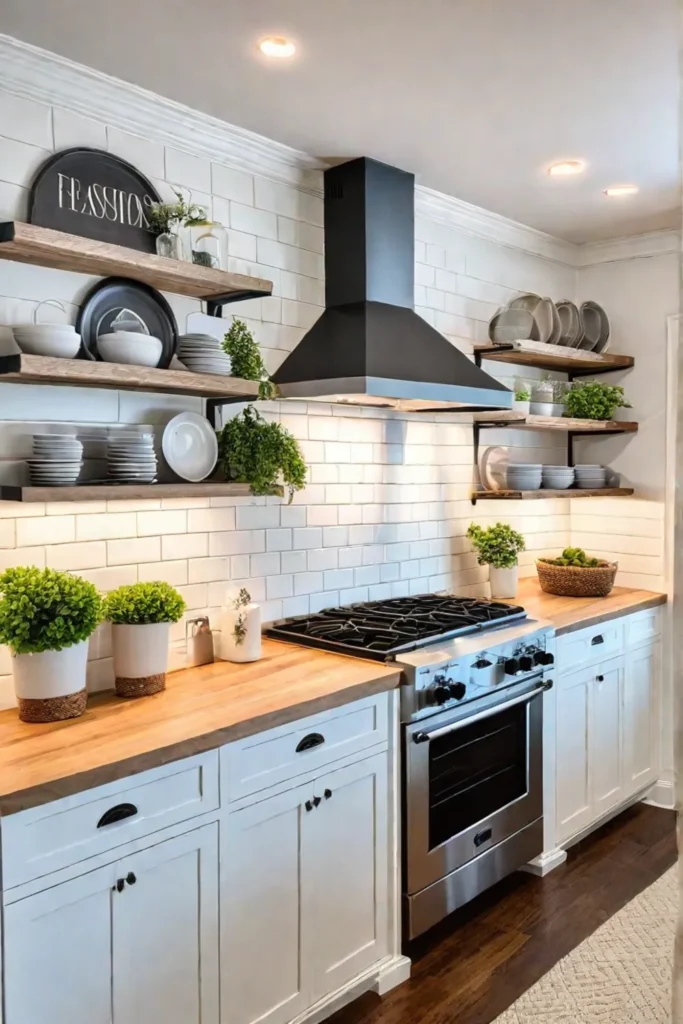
left=626, top=609, right=661, bottom=648
left=222, top=693, right=389, bottom=802
left=557, top=621, right=623, bottom=672
left=1, top=750, right=219, bottom=889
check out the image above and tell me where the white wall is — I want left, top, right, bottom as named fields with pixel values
left=0, top=37, right=672, bottom=708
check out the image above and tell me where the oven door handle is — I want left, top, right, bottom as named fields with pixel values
left=413, top=681, right=551, bottom=744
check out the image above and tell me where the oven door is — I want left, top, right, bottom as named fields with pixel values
left=404, top=680, right=545, bottom=896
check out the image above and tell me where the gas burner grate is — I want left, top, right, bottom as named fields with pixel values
left=265, top=594, right=527, bottom=660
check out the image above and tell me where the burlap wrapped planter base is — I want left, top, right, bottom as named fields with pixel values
left=12, top=640, right=90, bottom=723
left=115, top=673, right=166, bottom=699
left=536, top=559, right=618, bottom=598
left=111, top=623, right=170, bottom=700
left=18, top=689, right=87, bottom=723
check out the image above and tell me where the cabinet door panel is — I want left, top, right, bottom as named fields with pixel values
left=221, top=783, right=313, bottom=1024
left=305, top=752, right=388, bottom=1000
left=556, top=669, right=592, bottom=843
left=624, top=640, right=660, bottom=796
left=113, top=823, right=219, bottom=1024
left=4, top=863, right=117, bottom=1024
left=591, top=660, right=624, bottom=817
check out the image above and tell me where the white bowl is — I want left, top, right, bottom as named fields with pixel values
left=12, top=331, right=82, bottom=358
left=97, top=333, right=163, bottom=367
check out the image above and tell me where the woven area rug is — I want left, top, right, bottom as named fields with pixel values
left=494, top=865, right=677, bottom=1022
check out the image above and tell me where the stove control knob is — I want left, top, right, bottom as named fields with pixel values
left=504, top=657, right=520, bottom=676
left=536, top=651, right=554, bottom=666
left=519, top=655, right=534, bottom=672
left=448, top=681, right=467, bottom=700
left=533, top=650, right=545, bottom=666
left=433, top=685, right=450, bottom=704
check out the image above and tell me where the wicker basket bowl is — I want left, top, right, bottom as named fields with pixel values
left=536, top=558, right=618, bottom=598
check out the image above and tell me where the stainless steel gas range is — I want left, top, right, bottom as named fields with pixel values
left=266, top=594, right=555, bottom=940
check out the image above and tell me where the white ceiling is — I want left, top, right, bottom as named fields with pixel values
left=1, top=0, right=679, bottom=243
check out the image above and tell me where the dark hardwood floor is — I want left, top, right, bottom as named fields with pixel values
left=330, top=803, right=677, bottom=1024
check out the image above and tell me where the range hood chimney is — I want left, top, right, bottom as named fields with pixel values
left=272, top=157, right=512, bottom=412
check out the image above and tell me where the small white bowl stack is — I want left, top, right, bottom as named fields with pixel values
left=28, top=434, right=83, bottom=486
left=176, top=334, right=233, bottom=376
left=574, top=465, right=607, bottom=489
left=506, top=463, right=542, bottom=491
left=107, top=434, right=158, bottom=485
left=12, top=324, right=81, bottom=359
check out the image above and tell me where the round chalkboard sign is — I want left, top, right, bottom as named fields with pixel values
left=29, top=148, right=161, bottom=253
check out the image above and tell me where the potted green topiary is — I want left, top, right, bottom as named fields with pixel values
left=217, top=404, right=307, bottom=502
left=513, top=387, right=531, bottom=415
left=0, top=567, right=101, bottom=723
left=565, top=380, right=631, bottom=421
left=103, top=581, right=186, bottom=699
left=467, top=522, right=526, bottom=598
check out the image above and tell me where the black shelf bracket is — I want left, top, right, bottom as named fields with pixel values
left=206, top=290, right=272, bottom=318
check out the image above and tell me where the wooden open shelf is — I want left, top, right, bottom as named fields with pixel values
left=0, top=353, right=261, bottom=400
left=473, top=487, right=635, bottom=501
left=0, top=222, right=272, bottom=303
left=0, top=482, right=284, bottom=503
left=473, top=340, right=634, bottom=376
left=472, top=411, right=638, bottom=434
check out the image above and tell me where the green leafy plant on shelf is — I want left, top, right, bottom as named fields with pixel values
left=0, top=566, right=101, bottom=654
left=222, top=318, right=276, bottom=400
left=102, top=581, right=186, bottom=625
left=147, top=189, right=210, bottom=235
left=565, top=380, right=631, bottom=421
left=514, top=388, right=531, bottom=401
left=539, top=547, right=604, bottom=568
left=217, top=404, right=307, bottom=503
left=467, top=523, right=525, bottom=570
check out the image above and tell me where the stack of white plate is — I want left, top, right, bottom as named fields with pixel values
left=107, top=435, right=157, bottom=484
left=574, top=465, right=607, bottom=489
left=506, top=463, right=542, bottom=491
left=177, top=334, right=232, bottom=376
left=12, top=324, right=81, bottom=359
left=28, top=434, right=83, bottom=486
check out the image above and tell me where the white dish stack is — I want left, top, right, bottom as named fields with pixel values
left=574, top=465, right=607, bottom=489
left=177, top=334, right=233, bottom=376
left=107, top=434, right=157, bottom=484
left=28, top=434, right=83, bottom=486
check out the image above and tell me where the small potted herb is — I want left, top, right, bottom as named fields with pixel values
left=103, top=581, right=186, bottom=699
left=148, top=189, right=210, bottom=261
left=513, top=387, right=531, bottom=414
left=222, top=318, right=276, bottom=399
left=218, top=587, right=262, bottom=663
left=467, top=522, right=526, bottom=599
left=217, top=404, right=307, bottom=502
left=0, top=567, right=101, bottom=722
left=565, top=380, right=631, bottom=421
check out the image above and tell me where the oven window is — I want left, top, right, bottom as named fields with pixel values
left=428, top=702, right=528, bottom=849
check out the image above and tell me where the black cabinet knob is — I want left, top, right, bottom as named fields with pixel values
left=519, top=655, right=534, bottom=672
left=126, top=872, right=137, bottom=885
left=504, top=658, right=520, bottom=676
left=448, top=682, right=467, bottom=700
left=312, top=796, right=321, bottom=807
left=596, top=674, right=604, bottom=682
left=324, top=789, right=332, bottom=800
left=305, top=800, right=313, bottom=812
left=115, top=878, right=125, bottom=893
left=433, top=685, right=450, bottom=703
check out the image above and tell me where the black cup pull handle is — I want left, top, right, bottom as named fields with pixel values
left=324, top=789, right=332, bottom=800
left=305, top=800, right=313, bottom=812
left=596, top=674, right=604, bottom=682
left=114, top=878, right=125, bottom=893
left=296, top=732, right=325, bottom=753
left=312, top=796, right=322, bottom=807
left=591, top=635, right=604, bottom=646
left=126, top=872, right=137, bottom=885
left=97, top=802, right=138, bottom=829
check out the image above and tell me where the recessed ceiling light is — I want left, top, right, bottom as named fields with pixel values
left=547, top=160, right=586, bottom=177
left=259, top=37, right=296, bottom=58
left=603, top=185, right=639, bottom=197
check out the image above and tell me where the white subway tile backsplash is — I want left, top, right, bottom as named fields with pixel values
left=76, top=512, right=137, bottom=542
left=53, top=108, right=106, bottom=149
left=293, top=527, right=323, bottom=550
left=18, top=515, right=74, bottom=547
left=294, top=571, right=324, bottom=596
left=266, top=528, right=293, bottom=551
left=162, top=533, right=208, bottom=560
left=0, top=136, right=50, bottom=186
left=165, top=147, right=211, bottom=193
left=212, top=163, right=254, bottom=205
left=254, top=178, right=323, bottom=226
left=281, top=550, right=307, bottom=574
left=267, top=574, right=294, bottom=600
left=0, top=93, right=52, bottom=149
left=107, top=127, right=164, bottom=179
left=108, top=536, right=161, bottom=566
left=137, top=510, right=187, bottom=536
left=46, top=541, right=107, bottom=571
left=231, top=201, right=278, bottom=239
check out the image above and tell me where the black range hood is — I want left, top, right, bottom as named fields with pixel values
left=272, top=157, right=512, bottom=412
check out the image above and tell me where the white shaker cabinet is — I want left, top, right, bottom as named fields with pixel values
left=4, top=823, right=219, bottom=1024
left=590, top=658, right=624, bottom=819
left=222, top=751, right=390, bottom=1024
left=623, top=640, right=661, bottom=799
left=555, top=666, right=592, bottom=844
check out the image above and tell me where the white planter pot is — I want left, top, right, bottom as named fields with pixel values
left=489, top=564, right=519, bottom=599
left=13, top=639, right=89, bottom=723
left=111, top=622, right=170, bottom=699
left=219, top=603, right=262, bottom=663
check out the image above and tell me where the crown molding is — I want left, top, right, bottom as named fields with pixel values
left=415, top=185, right=580, bottom=266
left=0, top=34, right=324, bottom=192
left=578, top=229, right=681, bottom=267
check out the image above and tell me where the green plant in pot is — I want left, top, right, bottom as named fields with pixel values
left=103, top=581, right=186, bottom=699
left=513, top=387, right=531, bottom=414
left=565, top=380, right=631, bottom=421
left=222, top=318, right=276, bottom=400
left=217, top=404, right=307, bottom=502
left=0, top=567, right=101, bottom=723
left=467, top=522, right=526, bottom=599
left=147, top=189, right=210, bottom=261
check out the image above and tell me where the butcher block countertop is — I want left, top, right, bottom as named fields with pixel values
left=0, top=639, right=400, bottom=815
left=512, top=577, right=667, bottom=636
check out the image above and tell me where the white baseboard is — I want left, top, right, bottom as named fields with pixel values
left=643, top=779, right=676, bottom=810
left=372, top=955, right=412, bottom=996
left=521, top=847, right=568, bottom=877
